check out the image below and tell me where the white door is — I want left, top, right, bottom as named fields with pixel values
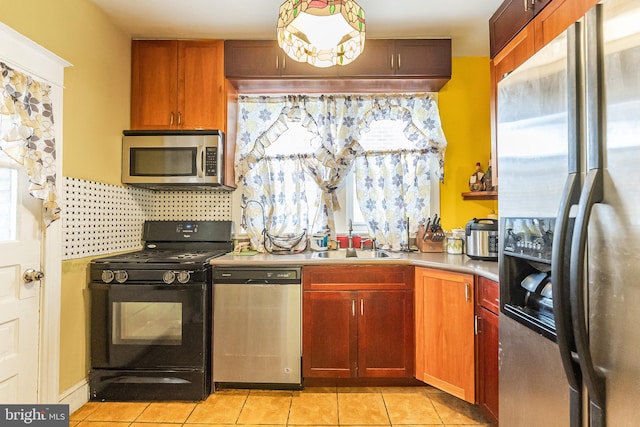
left=0, top=154, right=43, bottom=403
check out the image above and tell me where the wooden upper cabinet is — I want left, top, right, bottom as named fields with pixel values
left=336, top=39, right=396, bottom=76
left=337, top=39, right=451, bottom=78
left=533, top=0, right=598, bottom=50
left=225, top=39, right=451, bottom=87
left=492, top=24, right=535, bottom=83
left=415, top=267, right=475, bottom=403
left=224, top=40, right=335, bottom=78
left=131, top=40, right=226, bottom=131
left=224, top=40, right=282, bottom=78
left=490, top=0, right=554, bottom=58
left=178, top=41, right=226, bottom=130
left=394, top=39, right=452, bottom=78
left=131, top=40, right=178, bottom=129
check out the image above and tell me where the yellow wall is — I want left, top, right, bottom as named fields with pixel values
left=0, top=0, right=130, bottom=184
left=439, top=57, right=498, bottom=230
left=0, top=0, right=131, bottom=393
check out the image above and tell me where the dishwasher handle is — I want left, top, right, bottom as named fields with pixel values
left=244, top=279, right=270, bottom=285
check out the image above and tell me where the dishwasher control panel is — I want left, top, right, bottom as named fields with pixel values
left=213, top=267, right=301, bottom=283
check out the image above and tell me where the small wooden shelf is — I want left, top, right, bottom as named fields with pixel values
left=461, top=191, right=498, bottom=200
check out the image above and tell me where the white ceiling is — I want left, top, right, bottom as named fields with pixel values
left=88, top=0, right=504, bottom=57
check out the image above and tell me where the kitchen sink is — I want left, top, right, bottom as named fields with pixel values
left=311, top=249, right=398, bottom=259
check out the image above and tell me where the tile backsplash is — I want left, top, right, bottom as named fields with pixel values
left=62, top=177, right=232, bottom=260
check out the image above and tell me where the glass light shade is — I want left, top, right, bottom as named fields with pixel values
left=277, top=0, right=366, bottom=68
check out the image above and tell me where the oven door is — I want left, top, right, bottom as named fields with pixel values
left=89, top=282, right=209, bottom=369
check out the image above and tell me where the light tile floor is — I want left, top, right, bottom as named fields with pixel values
left=70, top=386, right=490, bottom=427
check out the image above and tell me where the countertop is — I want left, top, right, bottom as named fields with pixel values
left=211, top=250, right=499, bottom=282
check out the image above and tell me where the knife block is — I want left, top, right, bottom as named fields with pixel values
left=418, top=238, right=443, bottom=253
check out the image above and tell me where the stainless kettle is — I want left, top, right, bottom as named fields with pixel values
left=465, top=218, right=499, bottom=261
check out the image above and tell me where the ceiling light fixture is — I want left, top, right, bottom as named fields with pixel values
left=277, top=0, right=366, bottom=68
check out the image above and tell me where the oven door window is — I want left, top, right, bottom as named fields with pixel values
left=113, top=301, right=182, bottom=345
left=89, top=283, right=209, bottom=369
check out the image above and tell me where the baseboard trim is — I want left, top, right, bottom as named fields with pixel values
left=58, top=379, right=88, bottom=414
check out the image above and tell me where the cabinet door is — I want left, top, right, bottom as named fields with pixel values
left=394, top=39, right=452, bottom=78
left=131, top=40, right=178, bottom=129
left=476, top=307, right=499, bottom=425
left=489, top=0, right=535, bottom=58
left=224, top=40, right=282, bottom=78
left=415, top=268, right=475, bottom=403
left=358, top=290, right=413, bottom=378
left=533, top=0, right=597, bottom=50
left=303, top=291, right=357, bottom=378
left=178, top=40, right=226, bottom=130
left=337, top=39, right=395, bottom=77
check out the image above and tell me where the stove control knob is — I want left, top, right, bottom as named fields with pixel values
left=163, top=271, right=176, bottom=284
left=176, top=271, right=191, bottom=284
left=101, top=270, right=114, bottom=283
left=114, top=270, right=128, bottom=283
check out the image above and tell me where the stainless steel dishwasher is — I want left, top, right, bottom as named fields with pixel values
left=212, top=266, right=302, bottom=388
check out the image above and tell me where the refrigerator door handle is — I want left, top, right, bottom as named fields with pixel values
left=570, top=6, right=606, bottom=427
left=552, top=173, right=583, bottom=427
left=569, top=169, right=605, bottom=427
left=551, top=22, right=586, bottom=426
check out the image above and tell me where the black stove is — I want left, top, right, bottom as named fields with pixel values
left=90, top=220, right=233, bottom=285
left=88, top=220, right=233, bottom=402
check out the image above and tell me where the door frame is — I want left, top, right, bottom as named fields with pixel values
left=0, top=22, right=70, bottom=404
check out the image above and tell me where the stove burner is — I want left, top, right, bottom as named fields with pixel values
left=90, top=220, right=233, bottom=285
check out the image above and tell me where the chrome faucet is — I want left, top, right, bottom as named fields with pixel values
left=346, top=219, right=357, bottom=257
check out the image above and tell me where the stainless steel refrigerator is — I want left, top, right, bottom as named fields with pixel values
left=497, top=0, right=640, bottom=425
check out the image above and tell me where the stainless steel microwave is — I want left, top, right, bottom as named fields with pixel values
left=122, top=130, right=229, bottom=190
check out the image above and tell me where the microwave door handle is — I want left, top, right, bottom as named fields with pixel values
left=198, top=147, right=204, bottom=178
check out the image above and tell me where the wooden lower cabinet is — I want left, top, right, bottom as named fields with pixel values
left=476, top=277, right=500, bottom=425
left=476, top=306, right=499, bottom=425
left=303, top=290, right=356, bottom=378
left=415, top=267, right=476, bottom=403
left=302, top=265, right=413, bottom=379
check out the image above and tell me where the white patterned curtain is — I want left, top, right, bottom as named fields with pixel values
left=235, top=93, right=446, bottom=252
left=354, top=95, right=447, bottom=250
left=236, top=95, right=360, bottom=251
left=0, top=62, right=60, bottom=226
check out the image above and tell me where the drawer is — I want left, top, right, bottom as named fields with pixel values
left=478, top=276, right=500, bottom=314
